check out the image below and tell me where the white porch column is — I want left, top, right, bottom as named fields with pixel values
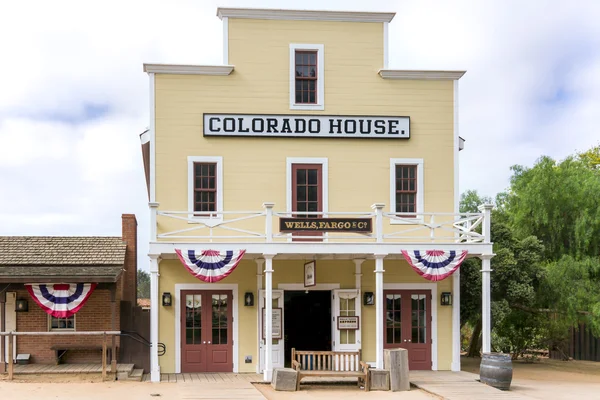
left=374, top=254, right=387, bottom=369
left=263, top=254, right=275, bottom=382
left=149, top=254, right=161, bottom=383
left=478, top=203, right=494, bottom=354
left=481, top=255, right=493, bottom=354
left=353, top=259, right=364, bottom=291
left=255, top=259, right=264, bottom=374
left=451, top=269, right=461, bottom=371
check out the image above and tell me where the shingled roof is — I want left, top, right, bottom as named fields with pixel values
left=0, top=236, right=126, bottom=283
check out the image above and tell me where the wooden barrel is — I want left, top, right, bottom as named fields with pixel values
left=479, top=352, right=513, bottom=390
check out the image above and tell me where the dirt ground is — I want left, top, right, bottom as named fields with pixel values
left=254, top=382, right=438, bottom=400
left=461, top=355, right=600, bottom=383
left=461, top=355, right=600, bottom=399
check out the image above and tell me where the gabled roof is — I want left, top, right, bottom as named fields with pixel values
left=0, top=236, right=126, bottom=283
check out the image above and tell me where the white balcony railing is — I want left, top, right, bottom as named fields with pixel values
left=151, top=203, right=490, bottom=244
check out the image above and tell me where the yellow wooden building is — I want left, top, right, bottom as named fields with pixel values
left=140, top=7, right=494, bottom=383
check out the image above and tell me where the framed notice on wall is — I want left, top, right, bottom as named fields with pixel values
left=337, top=316, right=359, bottom=330
left=304, top=261, right=316, bottom=287
left=262, top=307, right=283, bottom=339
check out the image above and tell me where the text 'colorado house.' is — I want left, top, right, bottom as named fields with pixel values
left=140, top=7, right=494, bottom=383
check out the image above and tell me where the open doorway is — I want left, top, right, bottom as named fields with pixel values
left=284, top=290, right=331, bottom=367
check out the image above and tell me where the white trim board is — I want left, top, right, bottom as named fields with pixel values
left=378, top=70, right=466, bottom=80
left=452, top=77, right=461, bottom=372
left=383, top=283, right=438, bottom=371
left=289, top=44, right=325, bottom=111
left=149, top=73, right=156, bottom=204
left=277, top=283, right=340, bottom=291
left=222, top=17, right=229, bottom=65
left=174, top=283, right=239, bottom=374
left=187, top=156, right=223, bottom=223
left=389, top=158, right=424, bottom=224
left=216, top=8, right=395, bottom=23
left=143, top=64, right=234, bottom=75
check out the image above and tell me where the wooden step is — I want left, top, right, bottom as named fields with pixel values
left=124, top=369, right=144, bottom=382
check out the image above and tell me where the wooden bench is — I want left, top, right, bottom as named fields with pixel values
left=291, top=348, right=370, bottom=391
left=50, top=344, right=118, bottom=365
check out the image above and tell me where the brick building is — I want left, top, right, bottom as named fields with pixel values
left=0, top=214, right=138, bottom=367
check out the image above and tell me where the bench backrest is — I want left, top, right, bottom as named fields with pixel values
left=291, top=348, right=362, bottom=372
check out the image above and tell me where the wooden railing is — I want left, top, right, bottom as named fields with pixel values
left=0, top=331, right=120, bottom=381
left=152, top=203, right=490, bottom=244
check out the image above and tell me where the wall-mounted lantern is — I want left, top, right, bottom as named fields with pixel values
left=162, top=292, right=172, bottom=307
left=244, top=292, right=254, bottom=307
left=15, top=298, right=28, bottom=312
left=441, top=292, right=452, bottom=306
left=363, top=292, right=374, bottom=306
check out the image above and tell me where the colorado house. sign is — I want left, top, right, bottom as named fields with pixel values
left=204, top=113, right=410, bottom=139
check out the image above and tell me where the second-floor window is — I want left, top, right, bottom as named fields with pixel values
left=188, top=156, right=223, bottom=220
left=292, top=164, right=323, bottom=216
left=395, top=165, right=417, bottom=214
left=390, top=158, right=424, bottom=222
left=295, top=50, right=317, bottom=104
left=194, top=162, right=217, bottom=213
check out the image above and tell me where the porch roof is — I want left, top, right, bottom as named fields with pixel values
left=0, top=236, right=126, bottom=283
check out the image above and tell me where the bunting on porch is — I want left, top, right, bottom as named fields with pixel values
left=175, top=249, right=246, bottom=283
left=25, top=283, right=97, bottom=318
left=401, top=250, right=468, bottom=282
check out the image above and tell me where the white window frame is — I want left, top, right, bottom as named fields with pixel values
left=286, top=157, right=329, bottom=214
left=187, top=156, right=223, bottom=222
left=289, top=44, right=325, bottom=111
left=48, top=314, right=76, bottom=331
left=389, top=158, right=424, bottom=224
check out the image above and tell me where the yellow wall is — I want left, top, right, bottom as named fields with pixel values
left=154, top=18, right=455, bottom=239
left=154, top=16, right=456, bottom=373
left=158, top=259, right=453, bottom=372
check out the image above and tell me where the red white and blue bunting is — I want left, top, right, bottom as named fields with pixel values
left=175, top=249, right=246, bottom=283
left=401, top=250, right=468, bottom=282
left=25, top=283, right=97, bottom=318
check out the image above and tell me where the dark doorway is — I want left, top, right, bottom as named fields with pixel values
left=284, top=290, right=331, bottom=366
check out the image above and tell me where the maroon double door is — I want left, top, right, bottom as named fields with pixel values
left=181, top=290, right=233, bottom=372
left=384, top=290, right=432, bottom=370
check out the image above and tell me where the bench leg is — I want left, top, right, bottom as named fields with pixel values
left=296, top=374, right=302, bottom=391
left=365, top=373, right=370, bottom=392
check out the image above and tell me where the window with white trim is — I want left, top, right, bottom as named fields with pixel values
left=289, top=44, right=324, bottom=110
left=49, top=315, right=75, bottom=331
left=390, top=158, right=424, bottom=222
left=188, top=156, right=223, bottom=220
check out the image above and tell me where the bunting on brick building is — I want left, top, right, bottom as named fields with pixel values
left=401, top=250, right=468, bottom=282
left=25, top=283, right=97, bottom=318
left=175, top=249, right=246, bottom=283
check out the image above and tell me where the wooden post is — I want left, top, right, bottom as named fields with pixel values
left=0, top=290, right=6, bottom=373
left=7, top=333, right=13, bottom=381
left=110, top=285, right=117, bottom=373
left=102, top=333, right=107, bottom=380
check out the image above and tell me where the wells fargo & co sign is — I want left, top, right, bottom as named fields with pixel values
left=279, top=217, right=372, bottom=233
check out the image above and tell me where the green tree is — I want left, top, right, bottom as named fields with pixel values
left=504, top=155, right=600, bottom=260
left=137, top=270, right=150, bottom=299
left=459, top=190, right=546, bottom=358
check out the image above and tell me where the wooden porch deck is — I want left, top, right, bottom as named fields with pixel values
left=5, top=363, right=135, bottom=375
left=142, top=372, right=264, bottom=383
left=410, top=370, right=529, bottom=399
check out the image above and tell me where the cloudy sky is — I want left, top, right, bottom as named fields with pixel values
left=1, top=0, right=599, bottom=267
